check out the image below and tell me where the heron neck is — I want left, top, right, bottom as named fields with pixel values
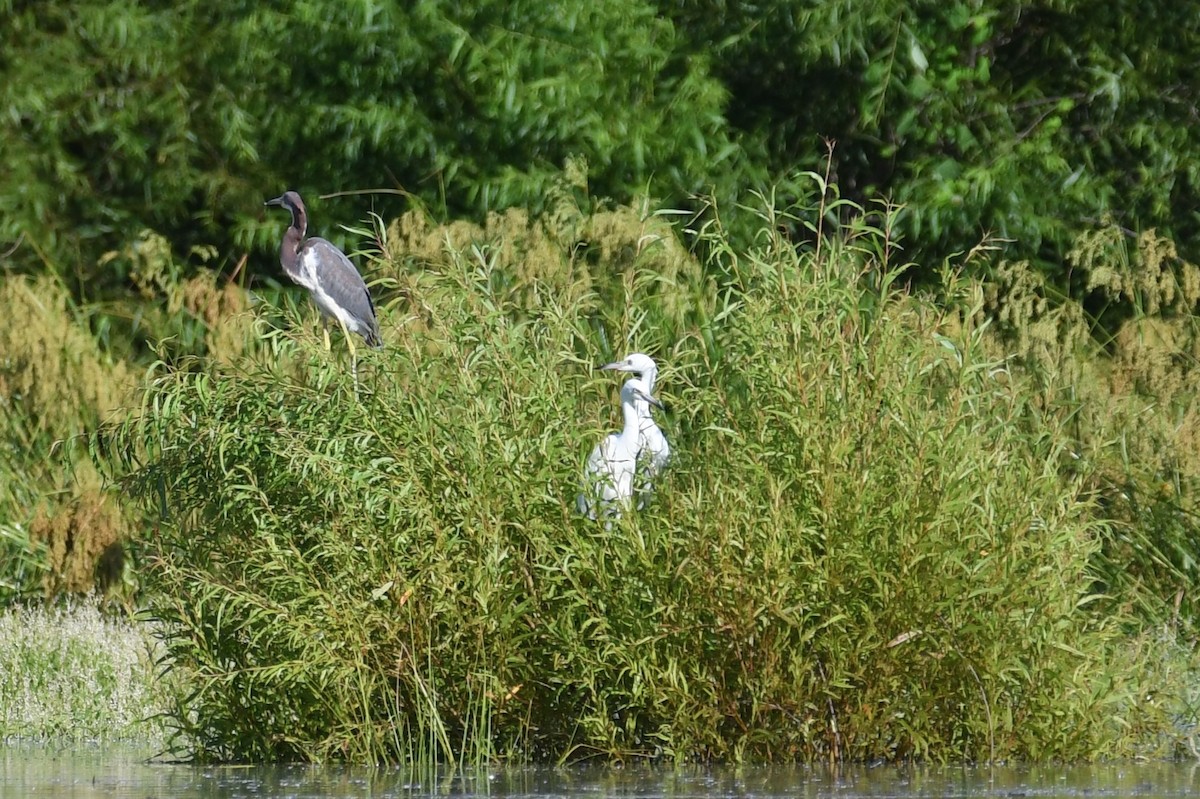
left=619, top=397, right=641, bottom=445
left=289, top=204, right=308, bottom=239
left=279, top=226, right=304, bottom=280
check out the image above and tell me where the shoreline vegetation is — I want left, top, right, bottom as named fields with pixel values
left=4, top=0, right=1199, bottom=765
left=0, top=598, right=171, bottom=746
left=6, top=178, right=1200, bottom=762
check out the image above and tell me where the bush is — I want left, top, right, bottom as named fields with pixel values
left=113, top=188, right=1186, bottom=763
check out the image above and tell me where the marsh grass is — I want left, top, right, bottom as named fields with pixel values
left=0, top=235, right=256, bottom=600
left=109, top=180, right=1200, bottom=765
left=0, top=275, right=138, bottom=600
left=977, top=224, right=1200, bottom=624
left=0, top=598, right=171, bottom=744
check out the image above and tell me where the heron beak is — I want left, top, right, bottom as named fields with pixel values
left=634, top=388, right=664, bottom=410
left=264, top=195, right=285, bottom=208
left=600, top=361, right=628, bottom=372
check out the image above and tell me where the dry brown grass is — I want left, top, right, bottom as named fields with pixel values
left=381, top=181, right=705, bottom=324
left=180, top=269, right=253, bottom=365
left=0, top=274, right=142, bottom=597
left=0, top=275, right=134, bottom=436
left=30, top=489, right=126, bottom=595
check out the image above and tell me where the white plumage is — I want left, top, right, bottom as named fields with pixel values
left=600, top=353, right=670, bottom=508
left=577, top=376, right=663, bottom=522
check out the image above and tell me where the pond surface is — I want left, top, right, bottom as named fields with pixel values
left=3, top=745, right=1199, bottom=799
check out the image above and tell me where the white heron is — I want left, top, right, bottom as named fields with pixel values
left=265, top=190, right=381, bottom=391
left=600, top=353, right=671, bottom=508
left=577, top=376, right=663, bottom=522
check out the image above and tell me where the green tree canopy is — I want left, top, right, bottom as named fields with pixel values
left=2, top=0, right=1197, bottom=295
left=0, top=0, right=743, bottom=291
left=665, top=0, right=1200, bottom=271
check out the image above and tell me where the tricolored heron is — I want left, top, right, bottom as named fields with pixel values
left=265, top=190, right=381, bottom=390
left=577, top=376, right=663, bottom=524
left=601, top=353, right=670, bottom=508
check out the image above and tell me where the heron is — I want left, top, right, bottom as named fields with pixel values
left=577, top=376, right=663, bottom=523
left=265, top=190, right=381, bottom=390
left=601, top=353, right=671, bottom=508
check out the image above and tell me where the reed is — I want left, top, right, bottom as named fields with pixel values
left=0, top=275, right=137, bottom=601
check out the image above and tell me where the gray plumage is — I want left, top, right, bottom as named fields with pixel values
left=265, top=190, right=381, bottom=348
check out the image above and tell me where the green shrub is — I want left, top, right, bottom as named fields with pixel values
left=112, top=188, right=1189, bottom=763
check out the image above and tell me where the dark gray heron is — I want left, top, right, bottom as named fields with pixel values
left=576, top=376, right=663, bottom=524
left=265, top=190, right=381, bottom=389
left=601, top=353, right=670, bottom=508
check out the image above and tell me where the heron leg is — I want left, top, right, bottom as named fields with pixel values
left=321, top=318, right=332, bottom=352
left=339, top=318, right=359, bottom=398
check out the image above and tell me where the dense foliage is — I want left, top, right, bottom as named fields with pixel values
left=664, top=0, right=1200, bottom=267
left=4, top=0, right=1200, bottom=760
left=2, top=0, right=1197, bottom=295
left=0, top=0, right=740, bottom=291
left=105, top=190, right=1195, bottom=763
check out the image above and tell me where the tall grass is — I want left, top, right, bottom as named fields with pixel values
left=0, top=235, right=255, bottom=601
left=0, top=275, right=136, bottom=600
left=112, top=184, right=1194, bottom=763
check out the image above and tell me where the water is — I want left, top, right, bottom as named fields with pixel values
left=3, top=745, right=1199, bottom=799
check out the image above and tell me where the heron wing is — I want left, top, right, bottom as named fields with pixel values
left=638, top=421, right=670, bottom=477
left=579, top=434, right=636, bottom=518
left=583, top=437, right=618, bottom=500
left=576, top=440, right=608, bottom=519
left=300, top=238, right=382, bottom=347
left=635, top=421, right=670, bottom=510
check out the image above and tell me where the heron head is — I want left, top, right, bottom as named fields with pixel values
left=600, top=352, right=658, bottom=378
left=265, top=190, right=306, bottom=214
left=265, top=190, right=308, bottom=234
left=621, top=377, right=663, bottom=410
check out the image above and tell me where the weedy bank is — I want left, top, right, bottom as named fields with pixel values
left=0, top=598, right=171, bottom=744
left=110, top=183, right=1200, bottom=764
